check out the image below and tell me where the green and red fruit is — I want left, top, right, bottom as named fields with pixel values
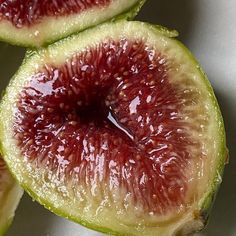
left=0, top=21, right=227, bottom=235
left=0, top=0, right=145, bottom=47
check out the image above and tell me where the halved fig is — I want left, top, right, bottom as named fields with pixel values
left=0, top=156, right=23, bottom=236
left=0, top=21, right=227, bottom=236
left=0, top=0, right=145, bottom=47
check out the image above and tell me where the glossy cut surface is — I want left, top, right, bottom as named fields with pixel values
left=14, top=39, right=194, bottom=214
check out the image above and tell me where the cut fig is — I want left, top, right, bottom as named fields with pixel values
left=0, top=21, right=227, bottom=236
left=0, top=0, right=145, bottom=47
left=0, top=155, right=23, bottom=236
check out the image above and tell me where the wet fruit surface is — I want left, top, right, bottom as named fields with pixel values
left=13, top=39, right=200, bottom=215
left=0, top=0, right=111, bottom=28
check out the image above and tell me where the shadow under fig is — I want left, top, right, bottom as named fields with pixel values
left=137, top=0, right=198, bottom=43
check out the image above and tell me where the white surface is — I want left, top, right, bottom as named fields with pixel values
left=0, top=0, right=235, bottom=235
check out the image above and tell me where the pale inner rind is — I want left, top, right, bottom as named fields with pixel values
left=0, top=158, right=23, bottom=235
left=0, top=21, right=225, bottom=236
left=0, top=0, right=140, bottom=46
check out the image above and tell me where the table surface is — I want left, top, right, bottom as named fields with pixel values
left=1, top=0, right=235, bottom=235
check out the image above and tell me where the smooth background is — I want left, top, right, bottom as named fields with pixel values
left=0, top=0, right=235, bottom=235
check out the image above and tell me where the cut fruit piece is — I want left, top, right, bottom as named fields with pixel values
left=0, top=0, right=145, bottom=47
left=0, top=156, right=23, bottom=236
left=0, top=21, right=227, bottom=236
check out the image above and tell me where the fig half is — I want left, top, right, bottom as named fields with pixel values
left=0, top=21, right=227, bottom=236
left=0, top=0, right=145, bottom=47
left=0, top=156, right=23, bottom=236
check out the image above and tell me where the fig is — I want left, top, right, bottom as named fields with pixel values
left=0, top=0, right=145, bottom=47
left=0, top=156, right=23, bottom=236
left=0, top=21, right=227, bottom=236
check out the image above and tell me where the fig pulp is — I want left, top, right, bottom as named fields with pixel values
left=0, top=21, right=227, bottom=236
left=14, top=39, right=190, bottom=214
